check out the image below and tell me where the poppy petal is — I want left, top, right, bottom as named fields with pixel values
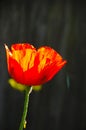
left=5, top=43, right=67, bottom=86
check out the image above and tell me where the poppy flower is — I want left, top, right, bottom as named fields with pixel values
left=5, top=43, right=67, bottom=86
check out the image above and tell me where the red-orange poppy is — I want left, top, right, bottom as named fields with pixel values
left=5, top=43, right=67, bottom=86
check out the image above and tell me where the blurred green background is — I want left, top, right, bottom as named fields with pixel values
left=0, top=0, right=86, bottom=130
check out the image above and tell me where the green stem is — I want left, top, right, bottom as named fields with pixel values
left=19, top=87, right=32, bottom=130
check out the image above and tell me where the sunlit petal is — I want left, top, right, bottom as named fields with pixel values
left=5, top=43, right=67, bottom=86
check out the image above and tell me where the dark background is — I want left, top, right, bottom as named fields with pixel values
left=0, top=0, right=86, bottom=130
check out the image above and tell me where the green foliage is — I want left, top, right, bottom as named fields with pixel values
left=8, top=78, right=27, bottom=92
left=32, top=85, right=42, bottom=91
left=8, top=78, right=42, bottom=92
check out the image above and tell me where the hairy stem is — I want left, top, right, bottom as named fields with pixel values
left=19, top=87, right=32, bottom=130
